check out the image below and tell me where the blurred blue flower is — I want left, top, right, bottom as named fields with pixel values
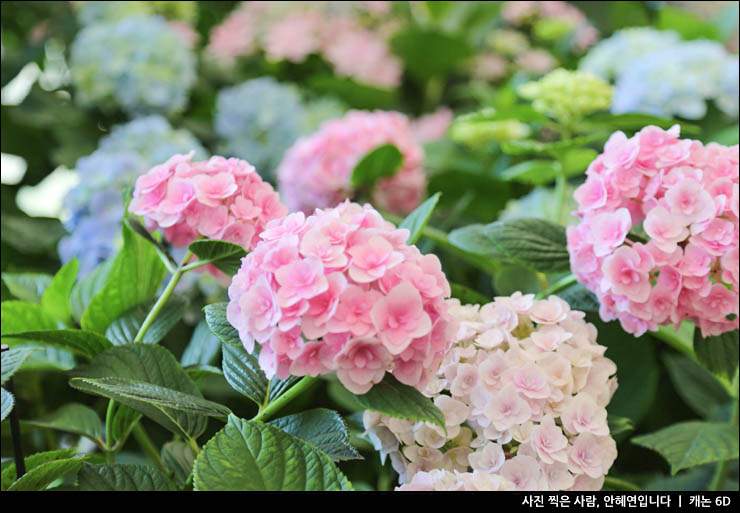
left=59, top=116, right=207, bottom=276
left=69, top=16, right=196, bottom=115
left=214, top=77, right=305, bottom=181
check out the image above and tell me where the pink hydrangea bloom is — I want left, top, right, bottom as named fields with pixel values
left=226, top=201, right=456, bottom=394
left=568, top=125, right=739, bottom=337
left=501, top=1, right=598, bottom=52
left=277, top=110, right=427, bottom=215
left=410, top=107, right=453, bottom=143
left=129, top=152, right=288, bottom=252
left=365, top=295, right=618, bottom=491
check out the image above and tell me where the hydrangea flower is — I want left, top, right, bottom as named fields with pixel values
left=365, top=295, right=618, bottom=491
left=69, top=16, right=196, bottom=115
left=76, top=1, right=197, bottom=26
left=567, top=125, right=739, bottom=337
left=518, top=69, right=613, bottom=123
left=277, top=110, right=427, bottom=215
left=214, top=78, right=304, bottom=181
left=225, top=201, right=457, bottom=394
left=59, top=116, right=207, bottom=276
left=501, top=1, right=598, bottom=52
left=129, top=153, right=287, bottom=251
left=611, top=41, right=739, bottom=120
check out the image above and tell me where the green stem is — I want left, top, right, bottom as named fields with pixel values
left=133, top=250, right=192, bottom=343
left=536, top=273, right=577, bottom=299
left=104, top=399, right=116, bottom=453
left=709, top=371, right=739, bottom=491
left=131, top=423, right=165, bottom=470
left=252, top=376, right=317, bottom=423
left=186, top=436, right=201, bottom=456
left=604, top=476, right=641, bottom=492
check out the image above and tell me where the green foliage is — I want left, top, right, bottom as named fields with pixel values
left=391, top=29, right=471, bottom=80
left=70, top=259, right=115, bottom=322
left=657, top=6, right=721, bottom=41
left=399, top=192, right=441, bottom=245
left=662, top=354, right=733, bottom=420
left=2, top=330, right=113, bottom=359
left=41, top=258, right=79, bottom=322
left=161, top=441, right=197, bottom=487
left=350, top=143, right=403, bottom=190
left=7, top=458, right=85, bottom=491
left=1, top=388, right=14, bottom=422
left=78, top=463, right=177, bottom=491
left=188, top=239, right=247, bottom=276
left=1, top=272, right=52, bottom=302
left=693, top=329, right=739, bottom=381
left=1, top=346, right=37, bottom=385
left=633, top=422, right=739, bottom=475
left=105, top=296, right=187, bottom=345
left=24, top=403, right=104, bottom=442
left=193, top=415, right=353, bottom=491
left=269, top=409, right=361, bottom=462
left=181, top=320, right=221, bottom=367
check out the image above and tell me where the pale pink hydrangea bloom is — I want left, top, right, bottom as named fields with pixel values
left=129, top=152, right=288, bottom=251
left=168, top=21, right=199, bottom=49
left=410, top=107, right=453, bottom=143
left=501, top=1, right=598, bottom=52
left=515, top=49, right=557, bottom=75
left=365, top=295, right=619, bottom=491
left=205, top=2, right=268, bottom=65
left=226, top=201, right=457, bottom=394
left=568, top=125, right=739, bottom=337
left=277, top=110, right=427, bottom=215
left=472, top=53, right=509, bottom=81
left=262, top=10, right=322, bottom=63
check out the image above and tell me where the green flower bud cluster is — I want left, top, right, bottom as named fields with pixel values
left=449, top=108, right=531, bottom=147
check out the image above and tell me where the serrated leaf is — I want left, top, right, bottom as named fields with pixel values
left=1, top=346, right=37, bottom=385
left=7, top=458, right=84, bottom=491
left=105, top=296, right=187, bottom=345
left=663, top=353, right=733, bottom=420
left=1, top=330, right=113, bottom=360
left=188, top=240, right=247, bottom=276
left=350, top=143, right=403, bottom=190
left=449, top=218, right=570, bottom=272
left=693, top=329, right=739, bottom=381
left=557, top=283, right=600, bottom=312
left=41, top=258, right=78, bottom=322
left=398, top=192, right=441, bottom=245
left=1, top=448, right=77, bottom=490
left=1, top=272, right=52, bottom=303
left=71, top=344, right=220, bottom=439
left=78, top=463, right=177, bottom=491
left=632, top=422, right=739, bottom=475
left=193, top=415, right=352, bottom=491
left=205, top=303, right=299, bottom=406
left=70, top=258, right=115, bottom=322
left=81, top=222, right=167, bottom=334
left=181, top=321, right=222, bottom=367
left=110, top=404, right=141, bottom=446
left=449, top=282, right=490, bottom=306
left=185, top=365, right=223, bottom=384
left=352, top=374, right=445, bottom=430
left=23, top=403, right=104, bottom=442
left=161, top=441, right=196, bottom=487
left=1, top=387, right=14, bottom=422
left=269, top=409, right=362, bottom=462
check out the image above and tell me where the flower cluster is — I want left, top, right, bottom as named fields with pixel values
left=226, top=201, right=457, bottom=394
left=69, top=16, right=196, bottom=115
left=518, top=69, right=613, bottom=123
left=501, top=1, right=599, bottom=52
left=214, top=78, right=305, bottom=181
left=580, top=29, right=739, bottom=120
left=567, top=125, right=739, bottom=337
left=129, top=153, right=287, bottom=251
left=365, top=295, right=618, bottom=491
left=75, top=1, right=197, bottom=26
left=409, top=107, right=454, bottom=143
left=59, top=116, right=207, bottom=276
left=206, top=2, right=401, bottom=88
left=277, top=110, right=427, bottom=215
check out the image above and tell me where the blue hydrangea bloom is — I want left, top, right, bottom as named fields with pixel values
left=59, top=116, right=207, bottom=276
left=214, top=77, right=305, bottom=180
left=69, top=16, right=196, bottom=116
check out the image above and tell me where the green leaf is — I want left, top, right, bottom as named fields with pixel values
left=399, top=192, right=441, bottom=245
left=7, top=458, right=84, bottom=491
left=203, top=302, right=242, bottom=347
left=350, top=143, right=403, bottom=190
left=110, top=405, right=141, bottom=446
left=449, top=282, right=490, bottom=306
left=188, top=239, right=247, bottom=276
left=23, top=403, right=104, bottom=442
left=449, top=218, right=570, bottom=273
left=557, top=283, right=600, bottom=312
left=81, top=222, right=167, bottom=334
left=561, top=148, right=598, bottom=176
left=161, top=441, right=196, bottom=487
left=193, top=415, right=352, bottom=491
left=1, top=272, right=52, bottom=303
left=269, top=409, right=362, bottom=462
left=391, top=29, right=471, bottom=79
left=587, top=113, right=701, bottom=136
left=607, top=415, right=634, bottom=437
left=501, top=133, right=608, bottom=157
left=70, top=344, right=222, bottom=439
left=1, top=330, right=113, bottom=360
left=498, top=160, right=561, bottom=185
left=41, top=258, right=79, bottom=322
left=181, top=320, right=222, bottom=367
left=185, top=364, right=223, bottom=384
left=1, top=448, right=76, bottom=490
left=493, top=263, right=541, bottom=296
left=632, top=422, right=739, bottom=475
left=70, top=258, right=115, bottom=322
left=78, top=463, right=177, bottom=491
left=105, top=296, right=188, bottom=345
left=657, top=5, right=720, bottom=41
left=1, top=214, right=66, bottom=254
left=693, top=329, right=739, bottom=381
left=1, top=346, right=37, bottom=385
left=125, top=217, right=177, bottom=272
left=662, top=353, right=733, bottom=420
left=352, top=374, right=445, bottom=430
left=1, top=387, right=14, bottom=422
